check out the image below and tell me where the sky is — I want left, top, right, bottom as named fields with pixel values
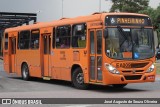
left=0, top=0, right=159, bottom=22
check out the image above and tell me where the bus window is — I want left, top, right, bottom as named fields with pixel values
left=11, top=38, right=16, bottom=54
left=44, top=36, right=48, bottom=54
left=31, top=30, right=40, bottom=49
left=56, top=25, right=71, bottom=48
left=4, top=33, right=8, bottom=50
left=97, top=30, right=102, bottom=54
left=72, top=24, right=86, bottom=48
left=18, top=30, right=30, bottom=49
left=52, top=28, right=55, bottom=48
left=90, top=31, right=95, bottom=54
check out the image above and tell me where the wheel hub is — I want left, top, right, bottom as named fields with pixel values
left=76, top=73, right=84, bottom=84
left=23, top=66, right=28, bottom=78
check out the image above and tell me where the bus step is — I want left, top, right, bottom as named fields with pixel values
left=43, top=77, right=51, bottom=80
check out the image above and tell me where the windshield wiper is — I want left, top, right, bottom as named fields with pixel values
left=117, top=25, right=128, bottom=40
left=117, top=26, right=129, bottom=47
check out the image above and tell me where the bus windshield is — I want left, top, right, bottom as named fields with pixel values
left=105, top=27, right=154, bottom=60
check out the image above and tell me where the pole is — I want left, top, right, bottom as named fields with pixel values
left=62, top=0, right=64, bottom=17
left=99, top=0, right=101, bottom=12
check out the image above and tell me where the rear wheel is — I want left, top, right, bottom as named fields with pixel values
left=72, top=67, right=88, bottom=89
left=112, top=84, right=127, bottom=88
left=22, top=63, right=30, bottom=81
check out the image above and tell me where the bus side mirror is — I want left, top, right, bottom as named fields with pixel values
left=104, top=29, right=108, bottom=38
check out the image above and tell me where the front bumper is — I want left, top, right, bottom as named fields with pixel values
left=102, top=68, right=156, bottom=85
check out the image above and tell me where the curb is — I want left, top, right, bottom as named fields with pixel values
left=156, top=75, right=160, bottom=81
left=0, top=56, right=3, bottom=60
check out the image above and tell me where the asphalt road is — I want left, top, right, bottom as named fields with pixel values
left=0, top=59, right=160, bottom=107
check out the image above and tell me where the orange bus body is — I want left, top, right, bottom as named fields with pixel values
left=3, top=13, right=156, bottom=89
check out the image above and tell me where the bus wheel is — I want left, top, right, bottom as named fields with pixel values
left=112, top=84, right=127, bottom=88
left=22, top=63, right=30, bottom=81
left=72, top=68, right=88, bottom=89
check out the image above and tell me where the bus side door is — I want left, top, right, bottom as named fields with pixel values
left=89, top=29, right=103, bottom=82
left=9, top=32, right=17, bottom=73
left=41, top=33, right=51, bottom=77
left=3, top=33, right=9, bottom=73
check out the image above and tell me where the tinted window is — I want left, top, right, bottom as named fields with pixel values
left=90, top=31, right=95, bottom=54
left=97, top=30, right=102, bottom=54
left=72, top=24, right=86, bottom=48
left=11, top=38, right=16, bottom=54
left=31, top=30, right=40, bottom=49
left=52, top=28, right=55, bottom=48
left=18, top=30, right=30, bottom=49
left=4, top=33, right=8, bottom=50
left=56, top=25, right=71, bottom=48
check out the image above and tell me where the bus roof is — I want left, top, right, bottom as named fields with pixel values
left=5, top=12, right=149, bottom=33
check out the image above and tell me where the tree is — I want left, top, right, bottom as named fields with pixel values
left=138, top=7, right=157, bottom=25
left=138, top=4, right=160, bottom=28
left=110, top=1, right=160, bottom=47
left=110, top=0, right=149, bottom=13
left=138, top=4, right=160, bottom=47
left=156, top=5, right=160, bottom=26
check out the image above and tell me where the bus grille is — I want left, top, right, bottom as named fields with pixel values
left=124, top=75, right=142, bottom=80
left=122, top=70, right=144, bottom=73
left=131, top=63, right=148, bottom=68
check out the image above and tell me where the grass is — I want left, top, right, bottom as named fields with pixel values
left=154, top=63, right=160, bottom=74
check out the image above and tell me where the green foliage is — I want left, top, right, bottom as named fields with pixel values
left=138, top=4, right=160, bottom=47
left=110, top=0, right=160, bottom=28
left=110, top=0, right=160, bottom=46
left=138, top=7, right=156, bottom=25
left=110, top=0, right=149, bottom=13
left=138, top=5, right=160, bottom=27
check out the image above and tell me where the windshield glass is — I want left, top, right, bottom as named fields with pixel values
left=105, top=28, right=154, bottom=60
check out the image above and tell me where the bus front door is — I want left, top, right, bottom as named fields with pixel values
left=9, top=37, right=16, bottom=73
left=89, top=29, right=102, bottom=82
left=42, top=34, right=51, bottom=78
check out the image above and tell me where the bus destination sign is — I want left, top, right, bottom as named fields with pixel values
left=105, top=15, right=152, bottom=26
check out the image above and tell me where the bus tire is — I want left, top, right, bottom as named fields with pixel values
left=22, top=63, right=30, bottom=81
left=112, top=84, right=127, bottom=88
left=72, top=67, right=88, bottom=89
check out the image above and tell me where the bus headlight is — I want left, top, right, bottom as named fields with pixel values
left=104, top=63, right=120, bottom=74
left=146, top=64, right=154, bottom=73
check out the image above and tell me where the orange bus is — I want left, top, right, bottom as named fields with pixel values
left=3, top=12, right=156, bottom=89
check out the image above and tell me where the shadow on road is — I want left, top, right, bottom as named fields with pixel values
left=8, top=76, right=149, bottom=93
left=88, top=85, right=148, bottom=93
left=8, top=76, right=73, bottom=88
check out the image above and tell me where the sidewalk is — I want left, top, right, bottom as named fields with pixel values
left=156, top=74, right=160, bottom=78
left=156, top=60, right=160, bottom=63
left=0, top=59, right=3, bottom=63
left=0, top=56, right=3, bottom=60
